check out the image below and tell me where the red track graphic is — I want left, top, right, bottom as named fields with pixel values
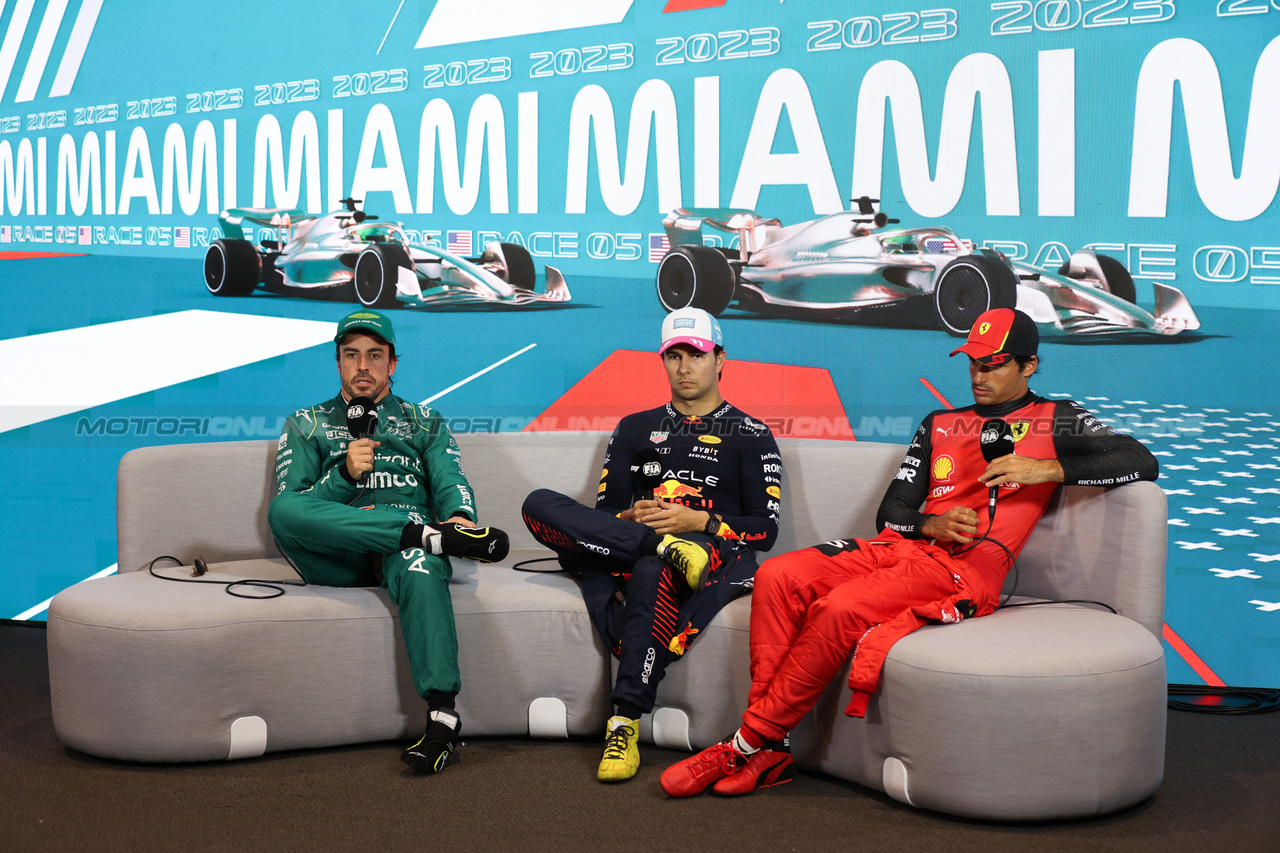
left=524, top=349, right=853, bottom=439
left=663, top=0, right=727, bottom=11
left=0, top=252, right=87, bottom=260
left=1163, top=623, right=1225, bottom=686
left=920, top=377, right=953, bottom=410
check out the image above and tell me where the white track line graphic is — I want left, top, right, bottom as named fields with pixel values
left=422, top=343, right=536, bottom=405
left=49, top=0, right=104, bottom=98
left=0, top=0, right=37, bottom=101
left=0, top=310, right=336, bottom=434
left=416, top=0, right=635, bottom=48
left=378, top=0, right=406, bottom=55
left=13, top=563, right=116, bottom=620
left=15, top=0, right=69, bottom=102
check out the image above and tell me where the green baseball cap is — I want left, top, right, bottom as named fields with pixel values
left=334, top=309, right=396, bottom=347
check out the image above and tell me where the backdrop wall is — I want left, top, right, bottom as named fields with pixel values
left=2, top=0, right=1277, bottom=688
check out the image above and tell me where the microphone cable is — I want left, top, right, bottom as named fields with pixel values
left=949, top=503, right=1020, bottom=606
left=1167, top=684, right=1280, bottom=715
left=511, top=556, right=562, bottom=573
left=147, top=555, right=306, bottom=599
left=950, top=512, right=1115, bottom=613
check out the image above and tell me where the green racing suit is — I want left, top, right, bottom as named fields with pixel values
left=268, top=392, right=476, bottom=699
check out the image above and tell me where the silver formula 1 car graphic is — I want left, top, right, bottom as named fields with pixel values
left=656, top=197, right=1199, bottom=337
left=204, top=198, right=570, bottom=309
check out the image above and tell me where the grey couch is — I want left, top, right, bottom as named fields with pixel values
left=47, top=434, right=1167, bottom=820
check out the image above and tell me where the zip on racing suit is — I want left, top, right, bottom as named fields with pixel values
left=267, top=392, right=477, bottom=700
left=740, top=391, right=1159, bottom=742
left=521, top=401, right=781, bottom=718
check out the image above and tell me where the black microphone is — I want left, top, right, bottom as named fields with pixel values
left=346, top=396, right=378, bottom=439
left=630, top=448, right=663, bottom=502
left=346, top=396, right=378, bottom=485
left=979, top=418, right=1015, bottom=513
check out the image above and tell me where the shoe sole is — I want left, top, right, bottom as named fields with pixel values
left=666, top=550, right=708, bottom=590
left=400, top=746, right=455, bottom=775
left=442, top=526, right=510, bottom=563
left=684, top=563, right=707, bottom=590
left=713, top=775, right=793, bottom=796
left=712, top=759, right=796, bottom=796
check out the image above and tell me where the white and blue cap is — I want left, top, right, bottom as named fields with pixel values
left=659, top=307, right=723, bottom=354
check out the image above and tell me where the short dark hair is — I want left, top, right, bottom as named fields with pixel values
left=1013, top=354, right=1039, bottom=375
left=335, top=336, right=396, bottom=361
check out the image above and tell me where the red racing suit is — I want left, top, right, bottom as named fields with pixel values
left=741, top=391, right=1159, bottom=741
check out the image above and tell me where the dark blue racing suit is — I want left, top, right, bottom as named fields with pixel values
left=522, top=401, right=781, bottom=717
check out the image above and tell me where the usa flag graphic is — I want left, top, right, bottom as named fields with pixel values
left=923, top=235, right=958, bottom=253
left=174, top=227, right=191, bottom=248
left=447, top=230, right=472, bottom=255
left=0, top=226, right=9, bottom=243
left=78, top=226, right=92, bottom=245
left=649, top=234, right=670, bottom=262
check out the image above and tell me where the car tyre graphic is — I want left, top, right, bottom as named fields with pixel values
left=1057, top=253, right=1136, bottom=304
left=496, top=242, right=537, bottom=291
left=1094, top=255, right=1136, bottom=304
left=355, top=243, right=413, bottom=308
left=204, top=239, right=260, bottom=297
left=656, top=245, right=736, bottom=315
left=1057, top=249, right=1138, bottom=304
left=933, top=254, right=1018, bottom=336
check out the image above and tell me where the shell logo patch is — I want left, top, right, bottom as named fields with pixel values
left=933, top=454, right=955, bottom=482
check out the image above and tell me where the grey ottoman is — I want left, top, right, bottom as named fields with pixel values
left=48, top=558, right=611, bottom=762
left=793, top=602, right=1166, bottom=820
left=645, top=599, right=1165, bottom=821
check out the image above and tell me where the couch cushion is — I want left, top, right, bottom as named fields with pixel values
left=48, top=556, right=611, bottom=762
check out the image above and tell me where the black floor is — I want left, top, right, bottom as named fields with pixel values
left=3, top=620, right=1277, bottom=852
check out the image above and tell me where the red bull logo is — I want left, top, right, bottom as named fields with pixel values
left=667, top=624, right=700, bottom=656
left=653, top=479, right=703, bottom=500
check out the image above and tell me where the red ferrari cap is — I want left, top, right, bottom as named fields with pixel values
left=949, top=308, right=1038, bottom=366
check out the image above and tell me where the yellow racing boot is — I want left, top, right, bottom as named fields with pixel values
left=597, top=716, right=640, bottom=782
left=659, top=535, right=710, bottom=590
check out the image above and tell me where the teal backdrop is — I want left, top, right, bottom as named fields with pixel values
left=1, top=1, right=1277, bottom=688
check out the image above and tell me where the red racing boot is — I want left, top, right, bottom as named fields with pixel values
left=712, top=745, right=795, bottom=796
left=659, top=740, right=741, bottom=797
